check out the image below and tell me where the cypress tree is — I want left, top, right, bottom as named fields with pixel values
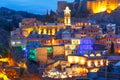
left=110, top=42, right=115, bottom=54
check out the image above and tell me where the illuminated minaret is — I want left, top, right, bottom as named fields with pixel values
left=64, top=6, right=71, bottom=26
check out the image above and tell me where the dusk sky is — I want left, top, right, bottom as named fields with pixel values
left=0, top=0, right=73, bottom=14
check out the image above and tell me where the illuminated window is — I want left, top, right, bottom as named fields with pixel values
left=87, top=61, right=91, bottom=67
left=84, top=54, right=88, bottom=57
left=96, top=53, right=101, bottom=56
left=94, top=60, right=98, bottom=67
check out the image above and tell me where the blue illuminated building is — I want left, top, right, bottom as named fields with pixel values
left=26, top=41, right=41, bottom=50
left=77, top=38, right=106, bottom=55
left=78, top=38, right=94, bottom=55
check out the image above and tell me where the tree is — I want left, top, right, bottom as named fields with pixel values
left=57, top=18, right=64, bottom=23
left=110, top=42, right=115, bottom=54
left=107, top=63, right=113, bottom=72
left=45, top=10, right=56, bottom=23
left=45, top=10, right=50, bottom=22
left=50, top=9, right=56, bottom=22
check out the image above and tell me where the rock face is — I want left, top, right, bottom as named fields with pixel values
left=87, top=7, right=120, bottom=25
left=56, top=0, right=89, bottom=18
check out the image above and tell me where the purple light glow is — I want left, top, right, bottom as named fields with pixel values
left=78, top=39, right=94, bottom=55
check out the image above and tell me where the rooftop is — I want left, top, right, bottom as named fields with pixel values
left=39, top=23, right=64, bottom=27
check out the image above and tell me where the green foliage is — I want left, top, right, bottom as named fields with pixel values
left=0, top=7, right=46, bottom=32
left=14, top=46, right=22, bottom=53
left=45, top=10, right=56, bottom=23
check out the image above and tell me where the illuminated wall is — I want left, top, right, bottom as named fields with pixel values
left=36, top=48, right=48, bottom=64
left=67, top=55, right=109, bottom=73
left=53, top=46, right=65, bottom=57
left=68, top=56, right=87, bottom=65
left=87, top=0, right=119, bottom=13
left=21, top=25, right=65, bottom=38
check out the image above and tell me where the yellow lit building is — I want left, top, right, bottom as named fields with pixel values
left=45, top=55, right=109, bottom=77
left=87, top=0, right=119, bottom=13
left=19, top=6, right=71, bottom=38
left=21, top=23, right=65, bottom=37
left=65, top=38, right=80, bottom=56
left=67, top=55, right=109, bottom=73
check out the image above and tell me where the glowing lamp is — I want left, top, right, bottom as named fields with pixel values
left=118, top=3, right=120, bottom=7
left=96, top=53, right=101, bottom=56
left=84, top=54, right=88, bottom=57
left=90, top=54, right=95, bottom=57
left=11, top=41, right=15, bottom=46
left=118, top=50, right=120, bottom=53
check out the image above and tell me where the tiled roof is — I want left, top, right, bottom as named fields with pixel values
left=27, top=31, right=51, bottom=40
left=39, top=23, right=64, bottom=26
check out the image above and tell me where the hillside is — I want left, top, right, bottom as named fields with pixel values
left=0, top=6, right=120, bottom=56
left=0, top=29, right=9, bottom=56
left=0, top=7, right=45, bottom=32
left=0, top=7, right=45, bottom=56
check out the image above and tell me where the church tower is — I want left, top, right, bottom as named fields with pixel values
left=64, top=6, right=71, bottom=26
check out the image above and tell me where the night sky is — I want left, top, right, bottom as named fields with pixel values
left=0, top=0, right=73, bottom=14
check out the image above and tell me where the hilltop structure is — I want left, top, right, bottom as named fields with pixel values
left=87, top=0, right=119, bottom=13
left=57, top=0, right=119, bottom=17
